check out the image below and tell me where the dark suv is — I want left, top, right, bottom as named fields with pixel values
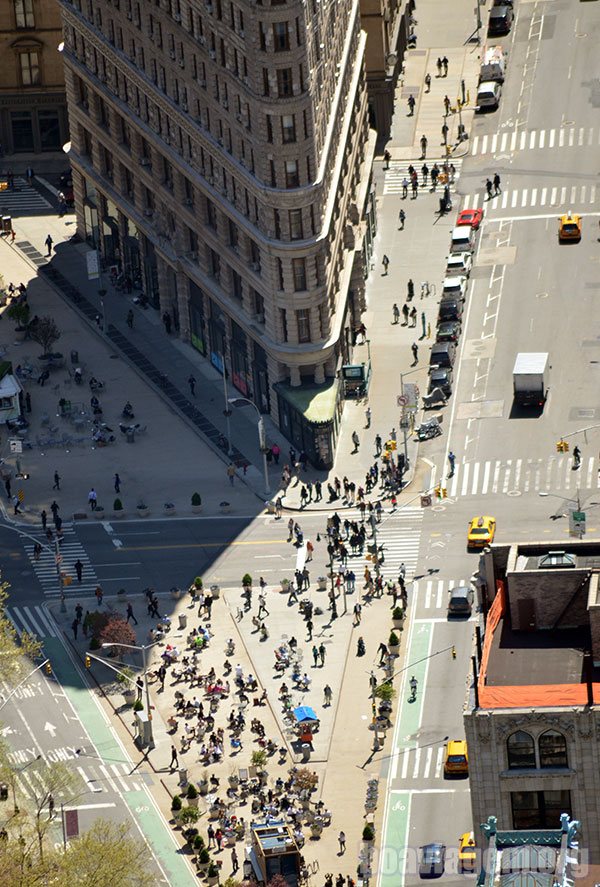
left=438, top=296, right=463, bottom=323
left=488, top=5, right=513, bottom=35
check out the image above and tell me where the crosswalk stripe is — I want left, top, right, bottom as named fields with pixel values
left=540, top=187, right=547, bottom=205
left=539, top=130, right=545, bottom=150
left=439, top=455, right=600, bottom=498
left=413, top=578, right=470, bottom=610
left=471, top=462, right=479, bottom=496
left=23, top=524, right=99, bottom=598
left=78, top=766, right=102, bottom=793
left=559, top=129, right=565, bottom=148
left=424, top=746, right=433, bottom=779
left=0, top=177, right=52, bottom=215
left=7, top=605, right=58, bottom=639
left=413, top=747, right=421, bottom=779
left=549, top=129, right=555, bottom=148
left=491, top=134, right=498, bottom=153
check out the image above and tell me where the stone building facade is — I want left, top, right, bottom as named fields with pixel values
left=0, top=1, right=69, bottom=157
left=360, top=0, right=412, bottom=139
left=57, top=0, right=376, bottom=466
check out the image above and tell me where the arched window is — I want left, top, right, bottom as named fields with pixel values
left=507, top=731, right=536, bottom=769
left=539, top=731, right=568, bottom=768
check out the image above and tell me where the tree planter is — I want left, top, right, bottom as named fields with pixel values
left=136, top=506, right=149, bottom=518
left=198, top=780, right=209, bottom=796
left=280, top=579, right=290, bottom=592
left=191, top=503, right=202, bottom=514
left=113, top=508, right=125, bottom=519
left=117, top=589, right=127, bottom=602
left=228, top=775, right=239, bottom=790
left=317, top=577, right=328, bottom=591
left=14, top=327, right=27, bottom=342
left=94, top=506, right=105, bottom=520
left=206, top=875, right=219, bottom=886
left=122, top=689, right=136, bottom=706
left=171, top=587, right=182, bottom=600
left=187, top=795, right=199, bottom=809
left=220, top=501, right=231, bottom=514
left=164, top=503, right=176, bottom=516
left=210, top=583, right=220, bottom=600
left=310, top=824, right=323, bottom=839
left=392, top=619, right=404, bottom=630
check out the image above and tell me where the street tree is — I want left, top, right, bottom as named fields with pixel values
left=0, top=579, right=41, bottom=682
left=51, top=819, right=153, bottom=886
left=27, top=315, right=61, bottom=356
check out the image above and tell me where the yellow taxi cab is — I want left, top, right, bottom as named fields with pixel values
left=467, top=515, right=496, bottom=548
left=558, top=211, right=582, bottom=242
left=458, top=832, right=477, bottom=873
left=444, top=739, right=469, bottom=776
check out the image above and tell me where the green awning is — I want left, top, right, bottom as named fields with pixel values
left=275, top=378, right=339, bottom=425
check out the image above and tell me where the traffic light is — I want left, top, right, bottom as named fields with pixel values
left=386, top=439, right=397, bottom=451
left=442, top=487, right=447, bottom=498
left=45, top=662, right=52, bottom=676
left=434, top=484, right=441, bottom=499
left=85, top=655, right=91, bottom=669
left=556, top=440, right=570, bottom=452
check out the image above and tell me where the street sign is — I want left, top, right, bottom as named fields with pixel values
left=421, top=495, right=432, bottom=507
left=64, top=808, right=79, bottom=839
left=55, top=554, right=63, bottom=565
left=569, top=509, right=586, bottom=537
left=397, top=394, right=408, bottom=407
left=403, top=382, right=419, bottom=409
left=8, top=439, right=22, bottom=454
left=86, top=250, right=100, bottom=281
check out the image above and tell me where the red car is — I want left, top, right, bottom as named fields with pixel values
left=457, top=208, right=484, bottom=229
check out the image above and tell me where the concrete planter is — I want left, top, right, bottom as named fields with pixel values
left=113, top=508, right=125, bottom=520
left=317, top=577, right=328, bottom=591
left=122, top=689, right=136, bottom=706
left=164, top=504, right=176, bottom=516
left=94, top=507, right=105, bottom=520
left=280, top=579, right=290, bottom=592
left=388, top=644, right=400, bottom=657
left=220, top=501, right=231, bottom=514
left=191, top=504, right=202, bottom=514
left=136, top=506, right=149, bottom=518
left=210, top=584, right=220, bottom=600
left=392, top=619, right=404, bottom=630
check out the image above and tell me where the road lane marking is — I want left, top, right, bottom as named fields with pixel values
left=122, top=539, right=288, bottom=551
left=78, top=766, right=102, bottom=793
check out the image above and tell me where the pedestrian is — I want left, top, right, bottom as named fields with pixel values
left=399, top=563, right=406, bottom=582
left=318, top=643, right=326, bottom=666
left=449, top=163, right=456, bottom=183
left=162, top=312, right=172, bottom=334
left=407, top=94, right=416, bottom=115
left=352, top=431, right=360, bottom=453
left=114, top=473, right=121, bottom=494
left=71, top=618, right=79, bottom=640
left=231, top=847, right=239, bottom=873
left=227, top=464, right=236, bottom=485
left=324, top=684, right=333, bottom=706
left=126, top=602, right=138, bottom=625
left=422, top=163, right=429, bottom=185
left=486, top=178, right=493, bottom=199
left=25, top=391, right=31, bottom=412
left=436, top=57, right=443, bottom=77
left=4, top=478, right=10, bottom=498
left=573, top=445, right=581, bottom=469
left=75, top=559, right=83, bottom=582
left=41, top=509, right=47, bottom=531
left=126, top=309, right=134, bottom=329
left=88, top=488, right=97, bottom=511
left=375, top=434, right=382, bottom=456
left=402, top=303, right=409, bottom=325
left=271, top=443, right=280, bottom=464
left=444, top=95, right=451, bottom=116
left=378, top=642, right=388, bottom=666
left=448, top=450, right=456, bottom=476
left=306, top=618, right=313, bottom=641
left=188, top=374, right=196, bottom=396
left=383, top=149, right=391, bottom=169
left=411, top=342, right=418, bottom=364
left=493, top=172, right=501, bottom=194
left=407, top=279, right=414, bottom=301
left=44, top=234, right=53, bottom=256
left=83, top=611, right=91, bottom=638
left=26, top=166, right=34, bottom=185
left=306, top=539, right=314, bottom=561
left=420, top=135, right=427, bottom=158
left=410, top=306, right=417, bottom=327
left=425, top=73, right=431, bottom=92
left=95, top=585, right=104, bottom=606
left=402, top=177, right=409, bottom=198
left=398, top=209, right=405, bottom=230
left=431, top=164, right=439, bottom=189
left=393, top=303, right=400, bottom=324
left=312, top=645, right=319, bottom=667
left=382, top=254, right=389, bottom=275
left=48, top=793, right=55, bottom=818
left=34, top=542, right=42, bottom=561
left=53, top=471, right=60, bottom=491
left=353, top=602, right=362, bottom=625
left=275, top=496, right=283, bottom=519
left=365, top=406, right=371, bottom=428
left=442, top=56, right=448, bottom=76
left=12, top=495, right=20, bottom=515
left=169, top=744, right=179, bottom=770
left=338, top=831, right=346, bottom=854
left=207, top=824, right=216, bottom=848
left=441, top=123, right=449, bottom=144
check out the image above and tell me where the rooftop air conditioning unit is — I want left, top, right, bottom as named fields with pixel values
left=140, top=157, right=151, bottom=166
left=209, top=49, right=216, bottom=60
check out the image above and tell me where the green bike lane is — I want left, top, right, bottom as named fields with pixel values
left=378, top=619, right=433, bottom=887
left=44, top=635, right=197, bottom=886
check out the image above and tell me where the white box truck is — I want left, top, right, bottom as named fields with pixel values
left=512, top=353, right=549, bottom=407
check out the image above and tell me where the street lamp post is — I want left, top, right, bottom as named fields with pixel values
left=228, top=397, right=270, bottom=495
left=101, top=641, right=158, bottom=750
left=221, top=358, right=234, bottom=457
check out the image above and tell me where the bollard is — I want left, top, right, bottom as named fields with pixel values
left=427, top=322, right=431, bottom=339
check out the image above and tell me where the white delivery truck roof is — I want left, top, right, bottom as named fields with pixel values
left=513, top=353, right=549, bottom=375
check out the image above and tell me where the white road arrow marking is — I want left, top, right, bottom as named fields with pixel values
left=112, top=539, right=123, bottom=548
left=44, top=722, right=57, bottom=738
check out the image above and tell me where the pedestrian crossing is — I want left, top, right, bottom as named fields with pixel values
left=7, top=604, right=58, bottom=639
left=471, top=125, right=600, bottom=158
left=24, top=523, right=99, bottom=598
left=461, top=183, right=597, bottom=212
left=14, top=759, right=146, bottom=802
left=0, top=176, right=52, bottom=215
left=396, top=743, right=449, bottom=782
left=413, top=577, right=470, bottom=611
left=383, top=160, right=463, bottom=195
left=443, top=455, right=600, bottom=499
left=331, top=507, right=423, bottom=579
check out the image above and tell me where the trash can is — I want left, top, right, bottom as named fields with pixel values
left=126, top=428, right=135, bottom=443
left=2, top=216, right=11, bottom=234
left=301, top=743, right=311, bottom=762
left=70, top=349, right=79, bottom=364
left=439, top=198, right=447, bottom=215
left=178, top=767, right=188, bottom=785
left=178, top=613, right=187, bottom=629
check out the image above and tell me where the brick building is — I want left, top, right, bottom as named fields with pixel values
left=57, top=0, right=376, bottom=467
left=0, top=1, right=69, bottom=156
left=465, top=541, right=600, bottom=863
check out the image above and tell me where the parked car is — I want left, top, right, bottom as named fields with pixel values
left=457, top=208, right=484, bottom=230
left=442, top=276, right=468, bottom=301
left=488, top=5, right=514, bottom=35
left=438, top=296, right=463, bottom=323
left=429, top=342, right=456, bottom=370
left=477, top=80, right=502, bottom=112
left=419, top=843, right=446, bottom=878
left=428, top=367, right=453, bottom=399
left=445, top=253, right=472, bottom=276
left=436, top=320, right=461, bottom=343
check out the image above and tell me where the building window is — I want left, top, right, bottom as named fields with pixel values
left=539, top=731, right=568, bottom=769
left=206, top=199, right=217, bottom=230
left=229, top=219, right=238, bottom=249
left=507, top=731, right=536, bottom=769
left=277, top=68, right=293, bottom=97
left=14, top=0, right=35, bottom=28
left=273, top=22, right=290, bottom=51
left=296, top=308, right=311, bottom=343
left=281, top=114, right=296, bottom=143
left=280, top=308, right=288, bottom=342
left=511, top=791, right=571, bottom=830
left=38, top=110, right=61, bottom=151
left=285, top=160, right=299, bottom=188
left=19, top=51, right=40, bottom=86
left=289, top=209, right=303, bottom=240
left=292, top=258, right=307, bottom=291
left=10, top=111, right=34, bottom=152
left=231, top=269, right=243, bottom=301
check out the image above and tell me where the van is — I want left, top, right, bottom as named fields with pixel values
left=450, top=226, right=475, bottom=254
left=479, top=45, right=506, bottom=83
left=429, top=342, right=456, bottom=369
left=476, top=80, right=502, bottom=111
left=448, top=585, right=472, bottom=616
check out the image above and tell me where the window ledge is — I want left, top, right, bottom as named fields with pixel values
left=500, top=767, right=573, bottom=778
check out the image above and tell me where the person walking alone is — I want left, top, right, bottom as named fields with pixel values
left=188, top=374, right=196, bottom=396
left=382, top=254, right=390, bottom=275
left=444, top=95, right=451, bottom=116
left=425, top=73, right=431, bottom=92
left=352, top=431, right=360, bottom=453
left=114, top=473, right=121, bottom=494
left=169, top=745, right=179, bottom=771
left=407, top=94, right=416, bottom=116
left=398, top=208, right=406, bottom=230
left=493, top=172, right=501, bottom=194
left=45, top=234, right=53, bottom=256
left=365, top=406, right=371, bottom=428
left=393, top=303, right=400, bottom=324
left=420, top=135, right=428, bottom=159
left=448, top=451, right=456, bottom=477
left=126, top=309, right=134, bottom=329
left=338, top=831, right=346, bottom=855
left=126, top=602, right=138, bottom=625
left=411, top=342, right=419, bottom=364
left=75, top=559, right=83, bottom=583
left=53, top=471, right=60, bottom=491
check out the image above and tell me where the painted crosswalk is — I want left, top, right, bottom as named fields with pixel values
left=413, top=577, right=471, bottom=611
left=384, top=160, right=463, bottom=195
left=7, top=604, right=58, bottom=639
left=14, top=759, right=146, bottom=802
left=24, top=523, right=99, bottom=597
left=396, top=744, right=447, bottom=782
left=330, top=507, right=423, bottom=578
left=0, top=176, right=52, bottom=215
left=461, top=182, right=597, bottom=212
left=444, top=455, right=600, bottom=499
left=471, top=125, right=600, bottom=158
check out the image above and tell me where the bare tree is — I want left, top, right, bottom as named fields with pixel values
left=27, top=316, right=61, bottom=356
